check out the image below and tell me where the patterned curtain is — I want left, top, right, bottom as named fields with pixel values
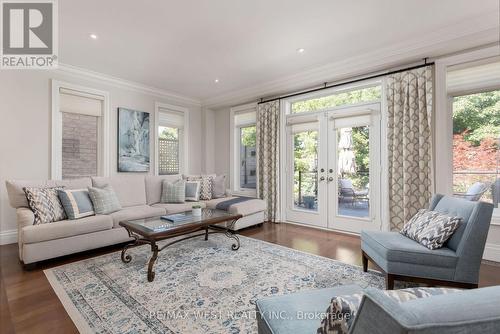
left=256, top=100, right=280, bottom=222
left=387, top=66, right=434, bottom=231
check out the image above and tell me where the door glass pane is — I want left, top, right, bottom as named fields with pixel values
left=452, top=90, right=499, bottom=207
left=240, top=125, right=257, bottom=189
left=293, top=130, right=318, bottom=211
left=337, top=126, right=370, bottom=218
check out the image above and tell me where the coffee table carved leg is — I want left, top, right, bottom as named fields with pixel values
left=204, top=227, right=209, bottom=241
left=121, top=234, right=139, bottom=263
left=225, top=220, right=240, bottom=251
left=147, top=242, right=159, bottom=282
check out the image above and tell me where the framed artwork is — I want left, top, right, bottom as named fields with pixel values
left=117, top=108, right=150, bottom=172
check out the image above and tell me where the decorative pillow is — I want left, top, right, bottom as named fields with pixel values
left=185, top=180, right=200, bottom=201
left=24, top=187, right=67, bottom=224
left=88, top=185, right=122, bottom=215
left=161, top=179, right=186, bottom=203
left=185, top=174, right=215, bottom=200
left=400, top=209, right=462, bottom=250
left=317, top=287, right=461, bottom=334
left=58, top=189, right=95, bottom=219
left=212, top=175, right=226, bottom=198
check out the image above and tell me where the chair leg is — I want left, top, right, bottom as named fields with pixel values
left=386, top=274, right=395, bottom=290
left=362, top=252, right=368, bottom=272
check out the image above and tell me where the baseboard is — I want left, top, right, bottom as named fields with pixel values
left=483, top=243, right=500, bottom=263
left=0, top=229, right=17, bottom=245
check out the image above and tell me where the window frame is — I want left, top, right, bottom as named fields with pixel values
left=435, top=46, right=500, bottom=220
left=230, top=102, right=257, bottom=197
left=154, top=102, right=189, bottom=176
left=51, top=80, right=110, bottom=179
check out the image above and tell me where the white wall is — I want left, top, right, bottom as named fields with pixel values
left=213, top=107, right=231, bottom=178
left=0, top=70, right=202, bottom=243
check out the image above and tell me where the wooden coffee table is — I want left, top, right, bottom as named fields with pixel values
left=119, top=208, right=242, bottom=282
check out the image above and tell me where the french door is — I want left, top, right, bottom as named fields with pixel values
left=285, top=103, right=381, bottom=233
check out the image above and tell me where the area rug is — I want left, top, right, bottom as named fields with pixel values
left=45, top=234, right=385, bottom=334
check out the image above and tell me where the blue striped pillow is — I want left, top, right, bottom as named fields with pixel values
left=58, top=189, right=95, bottom=219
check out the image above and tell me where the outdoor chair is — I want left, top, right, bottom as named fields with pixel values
left=338, top=178, right=369, bottom=206
left=454, top=181, right=490, bottom=201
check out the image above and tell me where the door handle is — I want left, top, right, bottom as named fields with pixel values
left=319, top=176, right=325, bottom=181
left=328, top=177, right=334, bottom=182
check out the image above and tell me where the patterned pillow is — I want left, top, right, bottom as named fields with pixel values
left=88, top=185, right=122, bottom=214
left=185, top=174, right=214, bottom=200
left=212, top=175, right=226, bottom=198
left=161, top=179, right=186, bottom=203
left=58, top=189, right=95, bottom=219
left=24, top=187, right=67, bottom=224
left=317, top=287, right=461, bottom=334
left=400, top=209, right=462, bottom=249
left=185, top=180, right=200, bottom=201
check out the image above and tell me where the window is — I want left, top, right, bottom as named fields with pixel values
left=452, top=90, right=499, bottom=207
left=291, top=85, right=381, bottom=113
left=52, top=82, right=109, bottom=179
left=239, top=125, right=257, bottom=189
left=155, top=103, right=188, bottom=175
left=230, top=103, right=257, bottom=196
left=447, top=58, right=500, bottom=209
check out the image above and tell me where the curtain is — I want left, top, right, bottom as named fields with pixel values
left=256, top=100, right=280, bottom=222
left=387, top=66, right=434, bottom=231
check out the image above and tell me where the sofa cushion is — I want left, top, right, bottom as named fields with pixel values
left=212, top=175, right=226, bottom=198
left=109, top=205, right=166, bottom=227
left=361, top=231, right=458, bottom=268
left=205, top=197, right=267, bottom=216
left=185, top=180, right=201, bottom=201
left=22, top=215, right=113, bottom=243
left=92, top=175, right=146, bottom=207
left=152, top=202, right=206, bottom=214
left=24, top=187, right=67, bottom=224
left=145, top=175, right=182, bottom=205
left=6, top=178, right=92, bottom=209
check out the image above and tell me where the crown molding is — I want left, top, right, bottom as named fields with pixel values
left=56, top=63, right=202, bottom=107
left=203, top=11, right=499, bottom=109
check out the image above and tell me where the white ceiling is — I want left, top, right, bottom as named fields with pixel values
left=60, top=0, right=499, bottom=103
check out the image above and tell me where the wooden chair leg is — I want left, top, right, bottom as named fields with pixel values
left=362, top=252, right=368, bottom=272
left=386, top=274, right=395, bottom=290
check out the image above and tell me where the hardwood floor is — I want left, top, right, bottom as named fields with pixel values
left=1, top=222, right=499, bottom=333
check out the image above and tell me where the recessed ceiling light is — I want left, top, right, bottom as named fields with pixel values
left=296, top=48, right=305, bottom=53
left=89, top=34, right=98, bottom=40
left=214, top=78, right=219, bottom=83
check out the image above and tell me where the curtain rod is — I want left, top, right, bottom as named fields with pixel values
left=258, top=59, right=434, bottom=105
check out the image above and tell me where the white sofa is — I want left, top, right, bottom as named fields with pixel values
left=5, top=174, right=266, bottom=265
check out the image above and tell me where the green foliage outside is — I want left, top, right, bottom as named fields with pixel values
left=159, top=126, right=178, bottom=141
left=348, top=127, right=370, bottom=189
left=294, top=131, right=318, bottom=198
left=292, top=86, right=381, bottom=113
left=453, top=90, right=500, bottom=145
left=241, top=125, right=256, bottom=148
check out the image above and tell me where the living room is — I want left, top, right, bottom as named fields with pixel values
left=1, top=1, right=500, bottom=333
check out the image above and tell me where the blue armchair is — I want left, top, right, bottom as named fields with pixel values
left=361, top=194, right=494, bottom=289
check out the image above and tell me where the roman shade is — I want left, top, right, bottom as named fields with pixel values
left=59, top=87, right=104, bottom=116
left=158, top=108, right=185, bottom=128
left=447, top=58, right=500, bottom=96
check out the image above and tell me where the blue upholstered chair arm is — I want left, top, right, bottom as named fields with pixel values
left=351, top=287, right=500, bottom=334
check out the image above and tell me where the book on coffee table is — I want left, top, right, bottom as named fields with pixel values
left=161, top=213, right=193, bottom=222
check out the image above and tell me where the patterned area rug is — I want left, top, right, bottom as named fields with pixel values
left=45, top=234, right=385, bottom=334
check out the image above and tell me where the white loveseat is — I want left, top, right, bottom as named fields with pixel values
left=5, top=174, right=266, bottom=265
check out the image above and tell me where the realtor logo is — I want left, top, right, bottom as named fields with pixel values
left=1, top=0, right=58, bottom=69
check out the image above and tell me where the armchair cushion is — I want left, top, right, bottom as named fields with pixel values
left=361, top=231, right=458, bottom=268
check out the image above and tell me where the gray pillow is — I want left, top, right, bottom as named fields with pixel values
left=400, top=209, right=462, bottom=250
left=161, top=179, right=186, bottom=203
left=185, top=180, right=200, bottom=201
left=58, top=188, right=95, bottom=219
left=212, top=175, right=226, bottom=198
left=88, top=185, right=122, bottom=214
